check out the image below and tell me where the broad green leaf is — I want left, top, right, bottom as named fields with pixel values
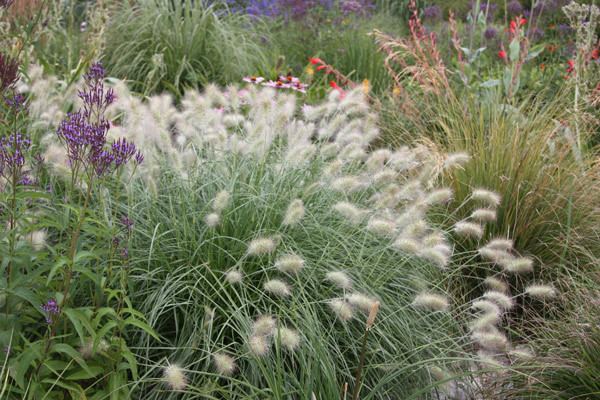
left=51, top=343, right=94, bottom=377
left=509, top=39, right=520, bottom=62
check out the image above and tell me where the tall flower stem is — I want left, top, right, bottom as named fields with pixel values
left=60, top=178, right=94, bottom=308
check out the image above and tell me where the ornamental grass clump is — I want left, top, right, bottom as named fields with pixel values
left=114, top=85, right=495, bottom=398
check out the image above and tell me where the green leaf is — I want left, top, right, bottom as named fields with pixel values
left=480, top=79, right=500, bottom=88
left=509, top=39, right=520, bottom=62
left=124, top=317, right=159, bottom=340
left=63, top=308, right=92, bottom=344
left=15, top=344, right=42, bottom=389
left=47, top=257, right=68, bottom=285
left=66, top=366, right=104, bottom=380
left=525, top=44, right=545, bottom=61
left=51, top=343, right=94, bottom=377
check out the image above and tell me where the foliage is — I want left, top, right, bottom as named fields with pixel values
left=104, top=0, right=272, bottom=97
left=0, top=62, right=154, bottom=399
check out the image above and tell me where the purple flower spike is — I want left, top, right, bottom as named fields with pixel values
left=56, top=62, right=142, bottom=178
left=0, top=132, right=31, bottom=181
left=41, top=299, right=60, bottom=324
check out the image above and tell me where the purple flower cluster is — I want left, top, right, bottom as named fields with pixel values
left=224, top=0, right=372, bottom=20
left=41, top=299, right=60, bottom=324
left=507, top=0, right=523, bottom=16
left=120, top=214, right=134, bottom=232
left=56, top=62, right=142, bottom=178
left=0, top=132, right=31, bottom=181
left=484, top=26, right=498, bottom=40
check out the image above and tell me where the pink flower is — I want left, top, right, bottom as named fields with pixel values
left=291, top=82, right=308, bottom=94
left=280, top=73, right=300, bottom=84
left=242, top=76, right=265, bottom=84
left=263, top=80, right=291, bottom=89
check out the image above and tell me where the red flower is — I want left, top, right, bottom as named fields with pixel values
left=316, top=65, right=327, bottom=71
left=309, top=57, right=322, bottom=65
left=329, top=81, right=340, bottom=89
left=509, top=20, right=517, bottom=33
left=498, top=50, right=507, bottom=60
left=592, top=48, right=599, bottom=60
left=520, top=17, right=527, bottom=26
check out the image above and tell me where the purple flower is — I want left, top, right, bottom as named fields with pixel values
left=484, top=27, right=498, bottom=40
left=4, top=92, right=26, bottom=111
left=56, top=62, right=143, bottom=178
left=120, top=215, right=134, bottom=232
left=120, top=247, right=129, bottom=260
left=18, top=175, right=35, bottom=186
left=422, top=5, right=442, bottom=21
left=557, top=24, right=573, bottom=35
left=41, top=299, right=60, bottom=324
left=0, top=132, right=31, bottom=181
left=507, top=0, right=523, bottom=15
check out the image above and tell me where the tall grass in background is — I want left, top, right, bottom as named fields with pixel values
left=269, top=13, right=399, bottom=95
left=104, top=0, right=271, bottom=97
left=381, top=89, right=600, bottom=290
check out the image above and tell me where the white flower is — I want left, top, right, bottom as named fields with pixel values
left=329, top=298, right=354, bottom=321
left=471, top=189, right=501, bottom=207
left=204, top=212, right=220, bottom=228
left=225, top=269, right=243, bottom=284
left=453, top=221, right=484, bottom=240
left=525, top=284, right=557, bottom=300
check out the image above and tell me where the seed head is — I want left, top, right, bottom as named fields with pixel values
left=500, top=257, right=534, bottom=274
left=472, top=330, right=508, bottom=351
left=225, top=269, right=243, bottom=284
left=282, top=199, right=305, bottom=226
left=331, top=175, right=363, bottom=194
left=453, top=221, right=484, bottom=240
left=471, top=300, right=501, bottom=316
left=470, top=312, right=501, bottom=331
left=482, top=291, right=514, bottom=310
left=444, top=152, right=470, bottom=169
left=275, top=253, right=305, bottom=275
left=393, top=237, right=420, bottom=254
left=247, top=237, right=277, bottom=256
left=424, top=188, right=453, bottom=205
left=509, top=345, right=535, bottom=360
left=277, top=327, right=301, bottom=351
left=345, top=292, right=377, bottom=313
left=332, top=201, right=365, bottom=225
left=470, top=208, right=497, bottom=222
left=471, top=189, right=501, bottom=207
left=212, top=190, right=230, bottom=212
left=248, top=335, right=270, bottom=357
left=325, top=271, right=352, bottom=290
left=412, top=292, right=450, bottom=312
left=204, top=212, right=220, bottom=228
left=329, top=298, right=354, bottom=321
left=252, top=315, right=276, bottom=337
left=213, top=353, right=236, bottom=376
left=263, top=279, right=291, bottom=297
left=525, top=284, right=557, bottom=300
left=366, top=217, right=396, bottom=236
left=163, top=363, right=187, bottom=390
left=486, top=238, right=514, bottom=251
left=483, top=276, right=508, bottom=293
left=418, top=247, right=450, bottom=269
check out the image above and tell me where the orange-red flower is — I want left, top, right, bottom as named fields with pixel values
left=498, top=50, right=507, bottom=60
left=592, top=48, right=599, bottom=60
left=509, top=20, right=517, bottom=33
left=520, top=17, right=527, bottom=26
left=309, top=57, right=323, bottom=65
